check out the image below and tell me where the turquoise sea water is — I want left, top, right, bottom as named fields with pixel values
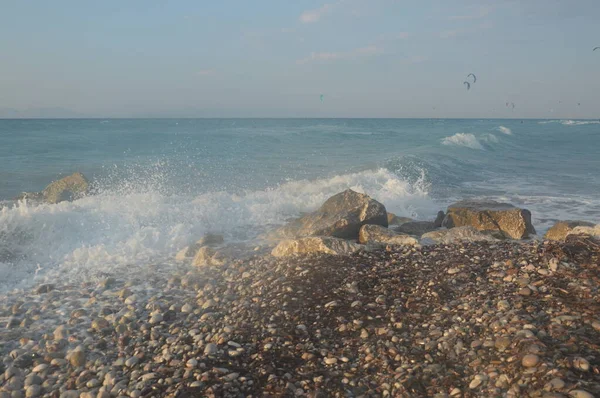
left=1, top=118, right=599, bottom=289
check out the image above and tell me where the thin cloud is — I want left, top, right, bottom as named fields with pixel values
left=299, top=0, right=344, bottom=24
left=297, top=45, right=383, bottom=64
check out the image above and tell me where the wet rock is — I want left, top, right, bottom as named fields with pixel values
left=34, top=284, right=55, bottom=294
left=274, top=189, right=388, bottom=239
left=545, top=220, right=595, bottom=241
left=271, top=236, right=363, bottom=257
left=442, top=200, right=536, bottom=239
left=69, top=350, right=86, bottom=367
left=41, top=172, right=89, bottom=204
left=358, top=224, right=418, bottom=246
left=204, top=343, right=218, bottom=356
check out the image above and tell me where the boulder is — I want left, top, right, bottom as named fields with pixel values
left=421, top=226, right=505, bottom=245
left=566, top=224, right=600, bottom=238
left=544, top=221, right=596, bottom=241
left=271, top=237, right=363, bottom=257
left=387, top=213, right=414, bottom=226
left=276, top=189, right=387, bottom=239
left=433, top=211, right=445, bottom=228
left=196, top=233, right=224, bottom=246
left=442, top=200, right=536, bottom=239
left=358, top=225, right=418, bottom=246
left=393, top=221, right=437, bottom=237
left=41, top=172, right=89, bottom=204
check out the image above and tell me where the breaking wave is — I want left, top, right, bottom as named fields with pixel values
left=441, top=133, right=484, bottom=150
left=0, top=168, right=436, bottom=291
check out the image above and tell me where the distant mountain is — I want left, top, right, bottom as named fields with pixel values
left=0, top=107, right=86, bottom=118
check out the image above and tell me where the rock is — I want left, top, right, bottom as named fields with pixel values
left=387, top=213, right=413, bottom=226
left=544, top=221, right=596, bottom=241
left=572, top=357, right=590, bottom=372
left=567, top=224, right=600, bottom=238
left=69, top=350, right=86, bottom=367
left=421, top=226, right=501, bottom=244
left=125, top=357, right=139, bottom=367
left=521, top=354, right=539, bottom=368
left=204, top=343, right=218, bottom=356
left=196, top=233, right=224, bottom=246
left=176, top=234, right=225, bottom=261
left=569, top=391, right=594, bottom=398
left=25, top=386, right=42, bottom=398
left=358, top=224, right=418, bottom=246
left=41, top=172, right=89, bottom=204
left=393, top=221, right=437, bottom=236
left=34, top=284, right=55, bottom=294
left=271, top=237, right=363, bottom=257
left=192, top=246, right=225, bottom=267
left=275, top=189, right=387, bottom=239
left=433, top=211, right=445, bottom=228
left=442, top=200, right=536, bottom=239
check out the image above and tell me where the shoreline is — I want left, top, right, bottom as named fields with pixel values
left=1, top=239, right=598, bottom=397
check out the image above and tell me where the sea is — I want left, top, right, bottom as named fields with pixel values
left=1, top=118, right=599, bottom=291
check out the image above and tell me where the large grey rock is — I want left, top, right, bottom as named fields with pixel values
left=271, top=237, right=363, bottom=257
left=358, top=224, right=418, bottom=246
left=545, top=221, right=596, bottom=241
left=421, top=226, right=504, bottom=245
left=393, top=221, right=437, bottom=237
left=442, top=200, right=536, bottom=239
left=275, top=189, right=387, bottom=239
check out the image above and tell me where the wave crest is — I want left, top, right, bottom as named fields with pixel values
left=498, top=126, right=512, bottom=135
left=441, top=133, right=484, bottom=150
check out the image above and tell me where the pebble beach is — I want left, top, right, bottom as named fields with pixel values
left=1, top=238, right=599, bottom=398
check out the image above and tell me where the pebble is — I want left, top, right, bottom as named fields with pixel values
left=125, top=356, right=139, bottom=367
left=70, top=350, right=86, bottom=367
left=204, top=343, right=218, bottom=356
left=25, top=386, right=42, bottom=398
left=572, top=357, right=590, bottom=372
left=522, top=354, right=540, bottom=368
left=447, top=267, right=461, bottom=275
left=324, top=358, right=338, bottom=365
left=149, top=314, right=163, bottom=324
left=569, top=391, right=594, bottom=398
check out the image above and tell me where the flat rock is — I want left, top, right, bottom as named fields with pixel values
left=393, top=221, right=437, bottom=236
left=271, top=236, right=363, bottom=257
left=358, top=224, right=418, bottom=246
left=442, top=200, right=536, bottom=239
left=387, top=213, right=413, bottom=226
left=274, top=189, right=387, bottom=239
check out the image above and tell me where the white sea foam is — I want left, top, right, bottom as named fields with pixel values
left=481, top=134, right=499, bottom=143
left=497, top=126, right=512, bottom=135
left=441, top=133, right=484, bottom=149
left=0, top=168, right=437, bottom=291
left=538, top=120, right=600, bottom=125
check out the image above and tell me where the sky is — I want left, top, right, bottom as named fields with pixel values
left=0, top=0, right=599, bottom=118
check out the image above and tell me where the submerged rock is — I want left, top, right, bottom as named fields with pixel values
left=545, top=221, right=595, bottom=241
left=442, top=200, right=536, bottom=239
left=421, top=226, right=503, bottom=244
left=275, top=189, right=387, bottom=240
left=358, top=224, right=418, bottom=246
left=271, top=236, right=363, bottom=257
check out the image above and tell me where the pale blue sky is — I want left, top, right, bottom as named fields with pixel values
left=1, top=0, right=599, bottom=118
